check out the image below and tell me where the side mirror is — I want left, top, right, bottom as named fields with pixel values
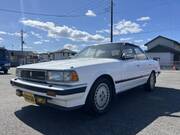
left=122, top=53, right=134, bottom=60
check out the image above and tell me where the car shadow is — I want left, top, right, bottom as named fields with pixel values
left=15, top=86, right=180, bottom=135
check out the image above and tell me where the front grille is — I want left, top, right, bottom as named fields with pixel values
left=20, top=70, right=46, bottom=82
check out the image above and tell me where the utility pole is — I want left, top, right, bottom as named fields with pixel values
left=110, top=0, right=113, bottom=43
left=20, top=29, right=25, bottom=64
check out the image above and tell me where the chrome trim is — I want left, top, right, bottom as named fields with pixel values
left=18, top=69, right=47, bottom=82
left=17, top=68, right=80, bottom=85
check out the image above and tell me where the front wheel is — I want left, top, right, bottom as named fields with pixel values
left=85, top=78, right=114, bottom=115
left=145, top=72, right=156, bottom=91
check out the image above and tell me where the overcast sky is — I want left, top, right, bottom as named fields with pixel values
left=0, top=0, right=179, bottom=52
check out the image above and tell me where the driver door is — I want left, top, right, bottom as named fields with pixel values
left=115, top=45, right=141, bottom=93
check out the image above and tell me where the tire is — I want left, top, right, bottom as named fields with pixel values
left=145, top=72, right=156, bottom=91
left=4, top=70, right=8, bottom=74
left=85, top=77, right=114, bottom=115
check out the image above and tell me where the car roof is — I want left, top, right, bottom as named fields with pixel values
left=93, top=42, right=139, bottom=48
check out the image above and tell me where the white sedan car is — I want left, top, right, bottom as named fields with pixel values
left=11, top=43, right=160, bottom=114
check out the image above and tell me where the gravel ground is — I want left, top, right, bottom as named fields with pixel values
left=0, top=68, right=180, bottom=135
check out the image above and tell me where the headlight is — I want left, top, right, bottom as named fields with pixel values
left=16, top=69, right=21, bottom=77
left=47, top=71, right=64, bottom=81
left=47, top=71, right=79, bottom=82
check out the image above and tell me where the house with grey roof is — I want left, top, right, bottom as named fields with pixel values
left=145, top=36, right=180, bottom=69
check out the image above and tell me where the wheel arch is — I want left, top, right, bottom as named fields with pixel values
left=90, top=74, right=116, bottom=95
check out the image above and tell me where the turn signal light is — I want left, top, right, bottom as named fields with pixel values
left=71, top=71, right=79, bottom=81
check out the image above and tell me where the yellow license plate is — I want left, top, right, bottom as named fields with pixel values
left=23, top=92, right=36, bottom=104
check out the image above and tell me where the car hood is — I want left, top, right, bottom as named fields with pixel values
left=17, top=58, right=119, bottom=70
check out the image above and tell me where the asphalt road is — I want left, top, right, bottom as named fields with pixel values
left=0, top=68, right=180, bottom=135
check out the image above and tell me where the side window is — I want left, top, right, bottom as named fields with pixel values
left=134, top=47, right=147, bottom=60
left=95, top=50, right=107, bottom=57
left=122, top=46, right=135, bottom=59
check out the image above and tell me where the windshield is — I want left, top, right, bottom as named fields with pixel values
left=0, top=49, right=9, bottom=60
left=75, top=44, right=122, bottom=59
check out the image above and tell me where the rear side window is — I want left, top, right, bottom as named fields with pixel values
left=134, top=47, right=147, bottom=60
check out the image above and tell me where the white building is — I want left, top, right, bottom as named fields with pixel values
left=51, top=49, right=77, bottom=60
left=39, top=49, right=77, bottom=62
left=145, top=36, right=180, bottom=69
left=39, top=53, right=50, bottom=62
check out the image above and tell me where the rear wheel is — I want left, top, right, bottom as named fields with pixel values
left=85, top=78, right=114, bottom=115
left=145, top=72, right=156, bottom=91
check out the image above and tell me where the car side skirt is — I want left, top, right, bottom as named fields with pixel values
left=115, top=74, right=150, bottom=84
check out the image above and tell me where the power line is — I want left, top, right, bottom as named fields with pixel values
left=66, top=0, right=109, bottom=17
left=0, top=7, right=109, bottom=18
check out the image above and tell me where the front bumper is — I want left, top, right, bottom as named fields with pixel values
left=10, top=78, right=87, bottom=108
